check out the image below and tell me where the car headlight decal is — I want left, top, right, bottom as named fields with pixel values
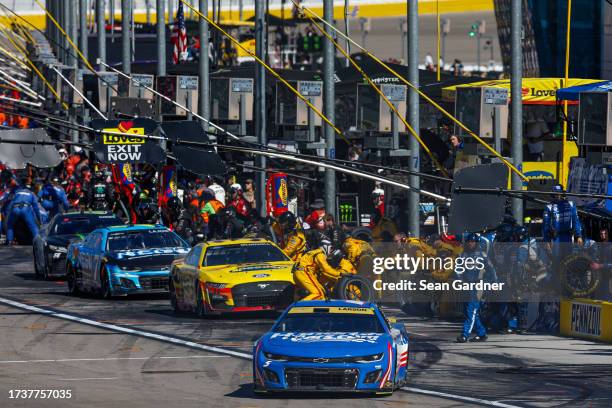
left=206, top=282, right=228, bottom=289
left=263, top=352, right=288, bottom=362
left=354, top=352, right=384, bottom=363
left=48, top=244, right=67, bottom=253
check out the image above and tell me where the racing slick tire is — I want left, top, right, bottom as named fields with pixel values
left=350, top=227, right=373, bottom=242
left=195, top=283, right=210, bottom=317
left=334, top=275, right=375, bottom=302
left=169, top=277, right=180, bottom=314
left=560, top=254, right=601, bottom=297
left=99, top=265, right=113, bottom=299
left=42, top=250, right=51, bottom=281
left=66, top=264, right=80, bottom=295
left=33, top=248, right=42, bottom=277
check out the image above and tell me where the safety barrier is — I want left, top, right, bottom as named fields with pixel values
left=560, top=298, right=612, bottom=342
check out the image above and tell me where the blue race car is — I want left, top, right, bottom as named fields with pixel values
left=66, top=224, right=190, bottom=297
left=253, top=300, right=409, bottom=395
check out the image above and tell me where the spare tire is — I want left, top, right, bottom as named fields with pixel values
left=560, top=254, right=601, bottom=297
left=350, top=227, right=373, bottom=242
left=334, top=275, right=375, bottom=302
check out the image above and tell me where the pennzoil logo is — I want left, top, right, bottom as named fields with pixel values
left=571, top=302, right=601, bottom=337
left=169, top=178, right=177, bottom=195
left=278, top=178, right=288, bottom=206
left=122, top=164, right=132, bottom=181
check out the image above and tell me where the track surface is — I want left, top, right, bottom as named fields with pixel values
left=0, top=246, right=610, bottom=408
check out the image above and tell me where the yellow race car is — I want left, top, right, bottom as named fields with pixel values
left=169, top=238, right=295, bottom=316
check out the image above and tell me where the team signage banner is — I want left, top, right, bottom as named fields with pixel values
left=159, top=165, right=177, bottom=207
left=442, top=78, right=602, bottom=105
left=92, top=118, right=165, bottom=165
left=266, top=172, right=288, bottom=217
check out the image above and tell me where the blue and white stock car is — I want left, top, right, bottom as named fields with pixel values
left=253, top=300, right=409, bottom=395
left=66, top=224, right=189, bottom=298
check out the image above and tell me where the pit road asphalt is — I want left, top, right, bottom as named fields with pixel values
left=0, top=246, right=610, bottom=408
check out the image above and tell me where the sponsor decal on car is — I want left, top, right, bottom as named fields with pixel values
left=270, top=332, right=383, bottom=344
left=230, top=265, right=286, bottom=273
left=288, top=306, right=375, bottom=315
left=114, top=247, right=189, bottom=259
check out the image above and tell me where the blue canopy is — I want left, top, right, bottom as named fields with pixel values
left=556, top=80, right=612, bottom=101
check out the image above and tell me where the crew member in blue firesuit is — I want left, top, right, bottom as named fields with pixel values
left=38, top=176, right=70, bottom=218
left=486, top=217, right=521, bottom=333
left=456, top=233, right=497, bottom=343
left=0, top=171, right=17, bottom=237
left=515, top=227, right=550, bottom=334
left=458, top=229, right=496, bottom=257
left=542, top=185, right=583, bottom=245
left=5, top=182, right=42, bottom=245
left=498, top=225, right=532, bottom=334
left=0, top=187, right=11, bottom=237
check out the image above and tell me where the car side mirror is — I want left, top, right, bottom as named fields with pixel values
left=388, top=317, right=397, bottom=324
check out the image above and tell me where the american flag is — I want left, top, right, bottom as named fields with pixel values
left=171, top=2, right=188, bottom=64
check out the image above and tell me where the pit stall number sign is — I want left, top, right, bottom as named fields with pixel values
left=298, top=81, right=323, bottom=97
left=179, top=76, right=199, bottom=90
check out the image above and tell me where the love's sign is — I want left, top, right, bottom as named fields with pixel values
left=91, top=118, right=165, bottom=164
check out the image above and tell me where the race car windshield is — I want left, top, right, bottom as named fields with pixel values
left=52, top=216, right=122, bottom=235
left=203, top=244, right=288, bottom=267
left=107, top=230, right=185, bottom=252
left=273, top=313, right=385, bottom=333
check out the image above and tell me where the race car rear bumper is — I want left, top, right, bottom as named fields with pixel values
left=45, top=253, right=67, bottom=278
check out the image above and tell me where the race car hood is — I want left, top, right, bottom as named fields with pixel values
left=47, top=234, right=84, bottom=248
left=201, top=261, right=295, bottom=285
left=262, top=332, right=390, bottom=358
left=106, top=247, right=190, bottom=271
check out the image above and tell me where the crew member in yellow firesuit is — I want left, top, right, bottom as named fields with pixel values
left=342, top=236, right=376, bottom=274
left=277, top=211, right=307, bottom=262
left=294, top=240, right=355, bottom=300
